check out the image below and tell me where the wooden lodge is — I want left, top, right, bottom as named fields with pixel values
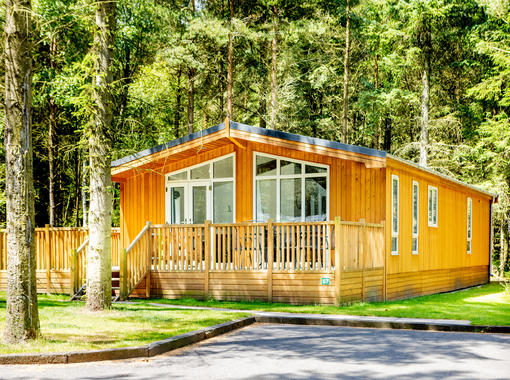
left=0, top=119, right=496, bottom=304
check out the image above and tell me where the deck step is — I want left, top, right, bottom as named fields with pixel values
left=70, top=267, right=123, bottom=302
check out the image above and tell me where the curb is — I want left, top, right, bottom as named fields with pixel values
left=0, top=317, right=256, bottom=365
left=254, top=314, right=510, bottom=334
left=1, top=314, right=508, bottom=365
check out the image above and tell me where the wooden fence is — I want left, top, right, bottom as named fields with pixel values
left=0, top=226, right=121, bottom=295
left=126, top=219, right=386, bottom=305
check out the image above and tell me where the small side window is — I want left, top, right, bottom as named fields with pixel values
left=391, top=175, right=399, bottom=255
left=467, top=197, right=472, bottom=254
left=412, top=181, right=419, bottom=254
left=428, top=186, right=438, bottom=227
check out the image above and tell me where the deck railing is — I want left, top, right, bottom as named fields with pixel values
left=0, top=226, right=121, bottom=295
left=121, top=222, right=152, bottom=299
left=147, top=219, right=382, bottom=273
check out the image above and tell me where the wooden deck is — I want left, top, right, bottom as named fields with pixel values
left=0, top=221, right=488, bottom=304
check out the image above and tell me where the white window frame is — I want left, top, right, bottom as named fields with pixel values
left=252, top=152, right=329, bottom=222
left=412, top=180, right=419, bottom=255
left=165, top=153, right=236, bottom=223
left=428, top=185, right=438, bottom=227
left=467, top=197, right=472, bottom=254
left=391, top=175, right=399, bottom=255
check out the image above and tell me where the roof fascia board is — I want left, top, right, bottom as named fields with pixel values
left=229, top=121, right=386, bottom=159
left=111, top=121, right=226, bottom=168
left=387, top=154, right=495, bottom=199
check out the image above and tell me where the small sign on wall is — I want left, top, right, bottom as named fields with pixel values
left=321, top=277, right=330, bottom=286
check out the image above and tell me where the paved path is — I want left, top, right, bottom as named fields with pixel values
left=145, top=302, right=473, bottom=326
left=2, top=324, right=510, bottom=380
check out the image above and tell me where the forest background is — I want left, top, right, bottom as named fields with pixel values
left=0, top=0, right=508, bottom=275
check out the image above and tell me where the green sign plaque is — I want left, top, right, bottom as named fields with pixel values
left=321, top=277, right=330, bottom=286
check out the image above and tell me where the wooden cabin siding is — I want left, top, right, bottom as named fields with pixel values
left=385, top=158, right=491, bottom=299
left=119, top=139, right=386, bottom=247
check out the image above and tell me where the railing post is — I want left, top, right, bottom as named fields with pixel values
left=360, top=218, right=366, bottom=302
left=146, top=222, right=152, bottom=298
left=70, top=249, right=77, bottom=296
left=267, top=220, right=274, bottom=303
left=120, top=248, right=127, bottom=300
left=382, top=220, right=387, bottom=301
left=204, top=220, right=211, bottom=300
left=334, top=217, right=342, bottom=306
left=45, top=224, right=51, bottom=293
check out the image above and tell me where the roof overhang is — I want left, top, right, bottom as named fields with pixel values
left=111, top=119, right=387, bottom=181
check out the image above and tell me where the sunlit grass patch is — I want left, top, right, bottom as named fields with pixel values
left=0, top=292, right=248, bottom=354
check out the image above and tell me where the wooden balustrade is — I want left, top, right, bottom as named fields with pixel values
left=120, top=222, right=151, bottom=300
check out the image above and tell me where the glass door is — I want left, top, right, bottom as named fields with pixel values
left=190, top=182, right=211, bottom=224
left=168, top=184, right=187, bottom=224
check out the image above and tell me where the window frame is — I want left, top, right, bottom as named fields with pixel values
left=253, top=152, right=329, bottom=222
left=165, top=153, right=236, bottom=223
left=428, top=185, right=438, bottom=227
left=391, top=174, right=399, bottom=255
left=467, top=197, right=472, bottom=254
left=412, top=180, right=419, bottom=255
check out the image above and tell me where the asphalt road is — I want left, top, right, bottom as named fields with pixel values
left=1, top=324, right=510, bottom=380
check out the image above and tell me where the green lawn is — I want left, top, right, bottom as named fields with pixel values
left=140, top=283, right=510, bottom=326
left=0, top=293, right=248, bottom=354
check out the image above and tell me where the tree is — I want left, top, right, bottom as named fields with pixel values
left=3, top=0, right=40, bottom=342
left=86, top=0, right=116, bottom=311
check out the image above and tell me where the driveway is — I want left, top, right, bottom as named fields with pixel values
left=2, top=324, right=509, bottom=379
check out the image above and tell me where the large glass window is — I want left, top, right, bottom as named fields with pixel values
left=166, top=154, right=235, bottom=224
left=467, top=197, right=472, bottom=254
left=391, top=175, right=399, bottom=255
left=412, top=181, right=419, bottom=254
left=256, top=179, right=277, bottom=221
left=214, top=182, right=234, bottom=223
left=254, top=153, right=328, bottom=222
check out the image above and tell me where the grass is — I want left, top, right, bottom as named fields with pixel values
left=0, top=292, right=248, bottom=354
left=138, top=283, right=510, bottom=326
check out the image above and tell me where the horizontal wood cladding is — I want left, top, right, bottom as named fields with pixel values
left=386, top=266, right=488, bottom=301
left=386, top=159, right=491, bottom=275
left=340, top=268, right=384, bottom=303
left=0, top=270, right=70, bottom=294
left=273, top=272, right=336, bottom=305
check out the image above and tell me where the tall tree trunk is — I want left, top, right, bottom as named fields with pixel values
left=82, top=149, right=88, bottom=227
left=269, top=4, right=278, bottom=130
left=187, top=0, right=195, bottom=135
left=87, top=0, right=116, bottom=311
left=48, top=37, right=58, bottom=226
left=500, top=220, right=508, bottom=278
left=226, top=0, right=234, bottom=120
left=419, top=15, right=431, bottom=167
left=4, top=0, right=40, bottom=343
left=48, top=99, right=56, bottom=226
left=175, top=69, right=182, bottom=138
left=373, top=53, right=380, bottom=149
left=419, top=56, right=430, bottom=166
left=219, top=60, right=225, bottom=120
left=187, top=68, right=195, bottom=134
left=74, top=149, right=81, bottom=227
left=259, top=83, right=266, bottom=128
left=383, top=117, right=392, bottom=152
left=342, top=0, right=351, bottom=144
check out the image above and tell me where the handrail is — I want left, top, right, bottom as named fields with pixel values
left=125, top=222, right=150, bottom=253
left=76, top=238, right=89, bottom=254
